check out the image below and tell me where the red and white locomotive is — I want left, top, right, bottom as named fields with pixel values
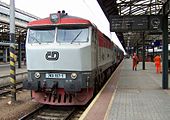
left=23, top=11, right=123, bottom=105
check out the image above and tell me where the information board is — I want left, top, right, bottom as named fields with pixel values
left=110, top=15, right=162, bottom=32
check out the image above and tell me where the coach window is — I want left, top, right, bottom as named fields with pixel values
left=57, top=27, right=89, bottom=43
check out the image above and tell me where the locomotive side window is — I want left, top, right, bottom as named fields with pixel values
left=57, top=27, right=89, bottom=43
left=28, top=27, right=55, bottom=44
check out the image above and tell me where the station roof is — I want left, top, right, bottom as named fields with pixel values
left=97, top=0, right=166, bottom=53
left=0, top=1, right=39, bottom=23
left=0, top=1, right=39, bottom=46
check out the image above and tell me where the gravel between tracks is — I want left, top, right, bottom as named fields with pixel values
left=0, top=90, right=41, bottom=120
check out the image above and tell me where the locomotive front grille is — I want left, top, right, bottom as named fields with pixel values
left=27, top=71, right=92, bottom=92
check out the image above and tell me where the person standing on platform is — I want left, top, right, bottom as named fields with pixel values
left=132, top=52, right=139, bottom=71
left=154, top=54, right=161, bottom=73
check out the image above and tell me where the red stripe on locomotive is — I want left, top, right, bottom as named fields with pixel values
left=28, top=17, right=91, bottom=27
left=98, top=31, right=113, bottom=49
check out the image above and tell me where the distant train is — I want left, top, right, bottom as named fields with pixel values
left=23, top=11, right=124, bottom=105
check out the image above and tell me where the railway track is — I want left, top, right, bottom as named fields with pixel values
left=19, top=105, right=86, bottom=120
left=0, top=72, right=27, bottom=79
left=0, top=81, right=23, bottom=96
left=0, top=72, right=27, bottom=97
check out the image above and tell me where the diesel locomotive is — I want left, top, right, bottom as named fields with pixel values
left=23, top=11, right=123, bottom=105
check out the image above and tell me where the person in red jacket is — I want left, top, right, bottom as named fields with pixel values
left=132, top=52, right=139, bottom=71
left=154, top=54, right=161, bottom=73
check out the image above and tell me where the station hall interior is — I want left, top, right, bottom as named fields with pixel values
left=1, top=0, right=170, bottom=119
left=0, top=0, right=170, bottom=88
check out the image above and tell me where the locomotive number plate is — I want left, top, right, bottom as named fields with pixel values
left=45, top=73, right=66, bottom=79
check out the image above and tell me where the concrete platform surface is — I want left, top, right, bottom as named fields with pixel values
left=107, top=59, right=170, bottom=120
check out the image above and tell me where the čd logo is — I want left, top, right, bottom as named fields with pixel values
left=45, top=51, right=59, bottom=60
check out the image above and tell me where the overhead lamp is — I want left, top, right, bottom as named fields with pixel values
left=50, top=13, right=59, bottom=23
left=50, top=10, right=68, bottom=23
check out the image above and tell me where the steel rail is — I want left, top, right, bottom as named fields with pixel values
left=0, top=81, right=23, bottom=96
left=0, top=72, right=27, bottom=79
left=18, top=105, right=45, bottom=120
left=18, top=105, right=86, bottom=120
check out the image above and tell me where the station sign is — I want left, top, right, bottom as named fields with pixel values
left=110, top=15, right=162, bottom=32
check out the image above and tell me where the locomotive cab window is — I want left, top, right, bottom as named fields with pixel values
left=56, top=26, right=89, bottom=43
left=28, top=27, right=55, bottom=44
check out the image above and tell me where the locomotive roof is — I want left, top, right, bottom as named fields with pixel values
left=27, top=14, right=92, bottom=27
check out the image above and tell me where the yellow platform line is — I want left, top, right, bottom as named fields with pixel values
left=104, top=85, right=118, bottom=120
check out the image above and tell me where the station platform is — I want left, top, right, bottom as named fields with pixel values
left=0, top=62, right=27, bottom=77
left=79, top=59, right=170, bottom=120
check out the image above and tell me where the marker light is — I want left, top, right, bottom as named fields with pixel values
left=71, top=73, right=77, bottom=80
left=34, top=72, right=41, bottom=79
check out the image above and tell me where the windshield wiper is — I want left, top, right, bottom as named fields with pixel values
left=71, top=30, right=82, bottom=44
left=30, top=36, right=41, bottom=44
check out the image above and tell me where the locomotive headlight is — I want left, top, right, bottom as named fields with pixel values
left=34, top=72, right=41, bottom=79
left=71, top=73, right=77, bottom=80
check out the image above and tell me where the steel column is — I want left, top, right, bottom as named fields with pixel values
left=142, top=32, right=145, bottom=70
left=9, top=0, right=16, bottom=101
left=162, top=10, right=168, bottom=89
left=3, top=48, right=8, bottom=62
left=18, top=36, right=21, bottom=68
left=136, top=40, right=139, bottom=55
left=152, top=45, right=155, bottom=61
